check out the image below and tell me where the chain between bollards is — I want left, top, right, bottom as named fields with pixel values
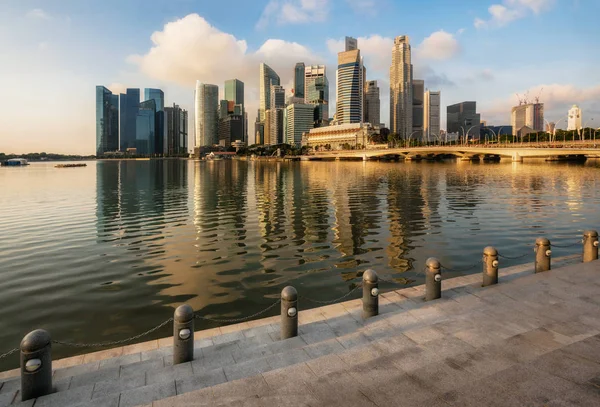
left=498, top=252, right=529, bottom=260
left=300, top=285, right=362, bottom=305
left=439, top=263, right=479, bottom=273
left=194, top=299, right=281, bottom=324
left=0, top=348, right=19, bottom=359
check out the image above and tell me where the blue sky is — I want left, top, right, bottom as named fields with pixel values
left=1, top=0, right=599, bottom=153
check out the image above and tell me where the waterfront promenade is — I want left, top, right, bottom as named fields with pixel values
left=1, top=255, right=600, bottom=406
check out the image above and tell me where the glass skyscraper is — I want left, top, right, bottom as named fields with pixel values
left=144, top=88, right=164, bottom=155
left=120, top=88, right=140, bottom=152
left=294, top=63, right=305, bottom=99
left=259, top=63, right=280, bottom=123
left=195, top=82, right=219, bottom=147
left=136, top=99, right=156, bottom=155
left=336, top=49, right=363, bottom=124
left=95, top=86, right=119, bottom=156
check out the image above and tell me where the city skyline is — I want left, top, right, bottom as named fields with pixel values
left=1, top=0, right=599, bottom=153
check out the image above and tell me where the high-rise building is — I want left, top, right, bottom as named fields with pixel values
left=305, top=65, right=329, bottom=126
left=119, top=88, right=140, bottom=151
left=364, top=80, right=380, bottom=127
left=336, top=41, right=364, bottom=124
left=218, top=114, right=243, bottom=146
left=345, top=36, right=357, bottom=51
left=195, top=82, right=219, bottom=147
left=224, top=79, right=245, bottom=141
left=266, top=108, right=284, bottom=145
left=285, top=103, right=315, bottom=145
left=447, top=101, right=481, bottom=139
left=259, top=63, right=280, bottom=123
left=144, top=88, right=165, bottom=155
left=510, top=103, right=544, bottom=134
left=294, top=63, right=305, bottom=99
left=164, top=103, right=188, bottom=155
left=412, top=79, right=424, bottom=140
left=95, top=86, right=119, bottom=156
left=136, top=99, right=156, bottom=155
left=270, top=85, right=285, bottom=109
left=424, top=90, right=441, bottom=142
left=567, top=105, right=582, bottom=131
left=390, top=35, right=413, bottom=138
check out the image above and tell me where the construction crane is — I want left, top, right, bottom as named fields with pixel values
left=515, top=93, right=523, bottom=105
left=523, top=91, right=530, bottom=105
left=534, top=87, right=543, bottom=104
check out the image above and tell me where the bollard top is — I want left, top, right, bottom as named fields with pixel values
left=363, top=269, right=378, bottom=283
left=483, top=246, right=498, bottom=256
left=584, top=230, right=599, bottom=238
left=281, top=286, right=298, bottom=301
left=535, top=237, right=550, bottom=246
left=425, top=257, right=441, bottom=270
left=20, top=329, right=51, bottom=352
left=174, top=304, right=194, bottom=322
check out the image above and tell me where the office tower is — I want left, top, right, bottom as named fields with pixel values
left=195, top=82, right=219, bottom=147
left=345, top=36, right=357, bottom=51
left=259, top=63, right=280, bottom=123
left=268, top=108, right=284, bottom=145
left=412, top=79, right=424, bottom=140
left=136, top=99, right=156, bottom=155
left=119, top=88, right=140, bottom=151
left=144, top=88, right=164, bottom=155
left=285, top=103, right=315, bottom=145
left=424, top=90, right=441, bottom=141
left=218, top=114, right=244, bottom=146
left=255, top=113, right=264, bottom=145
left=95, top=86, right=119, bottom=156
left=336, top=39, right=364, bottom=124
left=447, top=101, right=481, bottom=139
left=164, top=103, right=188, bottom=155
left=567, top=105, right=582, bottom=131
left=270, top=85, right=285, bottom=109
left=511, top=103, right=544, bottom=134
left=364, top=80, right=380, bottom=127
left=224, top=79, right=245, bottom=141
left=294, top=63, right=305, bottom=99
left=390, top=35, right=413, bottom=138
left=305, top=65, right=329, bottom=126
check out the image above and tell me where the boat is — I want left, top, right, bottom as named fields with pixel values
left=1, top=158, right=29, bottom=166
left=55, top=163, right=87, bottom=168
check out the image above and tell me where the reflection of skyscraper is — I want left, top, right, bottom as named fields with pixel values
left=390, top=35, right=413, bottom=138
left=195, top=82, right=219, bottom=147
left=95, top=86, right=119, bottom=156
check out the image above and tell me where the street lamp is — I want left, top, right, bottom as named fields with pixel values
left=581, top=118, right=594, bottom=141
left=550, top=118, right=566, bottom=143
left=464, top=125, right=478, bottom=145
left=406, top=131, right=421, bottom=148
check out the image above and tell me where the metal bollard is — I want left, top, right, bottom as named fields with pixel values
left=425, top=258, right=442, bottom=301
left=280, top=286, right=298, bottom=339
left=362, top=269, right=379, bottom=319
left=535, top=237, right=551, bottom=273
left=173, top=304, right=194, bottom=365
left=583, top=230, right=599, bottom=263
left=20, top=329, right=52, bottom=401
left=482, top=246, right=499, bottom=287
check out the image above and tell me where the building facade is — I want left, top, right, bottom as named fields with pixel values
left=364, top=80, right=380, bottom=127
left=511, top=103, right=544, bottom=135
left=390, top=35, right=413, bottom=139
left=424, top=90, right=441, bottom=142
left=218, top=114, right=243, bottom=146
left=447, top=101, right=481, bottom=140
left=302, top=123, right=373, bottom=149
left=144, top=88, right=165, bottom=155
left=294, top=63, right=305, bottom=99
left=270, top=85, right=285, bottom=109
left=164, top=103, right=188, bottom=155
left=285, top=103, right=315, bottom=146
left=195, top=82, right=219, bottom=147
left=259, top=63, right=280, bottom=123
left=119, top=88, right=140, bottom=152
left=305, top=65, right=329, bottom=126
left=567, top=105, right=582, bottom=131
left=136, top=99, right=156, bottom=155
left=412, top=79, right=424, bottom=140
left=336, top=47, right=363, bottom=124
left=95, top=86, right=119, bottom=156
left=224, top=79, right=245, bottom=141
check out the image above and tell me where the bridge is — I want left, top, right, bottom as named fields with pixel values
left=303, top=142, right=600, bottom=162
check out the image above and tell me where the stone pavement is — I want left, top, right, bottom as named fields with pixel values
left=1, top=255, right=599, bottom=406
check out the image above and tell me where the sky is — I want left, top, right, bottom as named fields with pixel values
left=1, top=0, right=599, bottom=154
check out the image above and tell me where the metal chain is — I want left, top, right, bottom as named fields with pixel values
left=195, top=299, right=281, bottom=323
left=439, top=263, right=478, bottom=272
left=552, top=240, right=582, bottom=248
left=498, top=252, right=530, bottom=260
left=0, top=348, right=19, bottom=359
left=300, top=284, right=363, bottom=305
left=52, top=318, right=173, bottom=348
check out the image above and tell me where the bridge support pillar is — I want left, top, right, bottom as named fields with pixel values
left=512, top=152, right=523, bottom=163
left=363, top=154, right=368, bottom=161
left=460, top=156, right=471, bottom=162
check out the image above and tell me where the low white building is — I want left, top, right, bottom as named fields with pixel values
left=567, top=105, right=582, bottom=131
left=302, top=123, right=373, bottom=149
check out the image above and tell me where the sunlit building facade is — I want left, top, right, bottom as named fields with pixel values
left=195, top=82, right=219, bottom=147
left=95, top=86, right=119, bottom=156
left=259, top=63, right=280, bottom=123
left=390, top=35, right=413, bottom=138
left=424, top=90, right=441, bottom=142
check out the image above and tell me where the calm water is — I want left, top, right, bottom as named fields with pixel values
left=1, top=159, right=599, bottom=368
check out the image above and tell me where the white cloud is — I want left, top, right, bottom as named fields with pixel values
left=415, top=30, right=460, bottom=61
left=474, top=0, right=555, bottom=28
left=256, top=0, right=329, bottom=29
left=26, top=9, right=51, bottom=20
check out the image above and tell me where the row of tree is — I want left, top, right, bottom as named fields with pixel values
left=0, top=152, right=96, bottom=161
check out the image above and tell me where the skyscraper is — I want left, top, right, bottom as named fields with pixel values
left=412, top=80, right=424, bottom=140
left=136, top=99, right=156, bottom=155
left=195, top=82, right=219, bottom=147
left=345, top=36, right=357, bottom=51
left=424, top=90, right=441, bottom=142
left=336, top=40, right=364, bottom=124
left=270, top=85, right=285, bottom=109
left=119, top=88, right=140, bottom=151
left=364, top=80, right=380, bottom=127
left=447, top=101, right=481, bottom=139
left=294, top=63, right=305, bottom=99
left=259, top=63, right=280, bottom=123
left=390, top=35, right=413, bottom=138
left=305, top=65, right=329, bottom=126
left=144, top=88, right=164, bottom=155
left=95, top=86, right=119, bottom=156
left=224, top=79, right=244, bottom=106
left=164, top=103, right=188, bottom=155
left=511, top=103, right=544, bottom=134
left=567, top=105, right=582, bottom=131
left=285, top=103, right=315, bottom=145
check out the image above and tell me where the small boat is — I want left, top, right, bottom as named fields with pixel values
left=1, top=158, right=29, bottom=166
left=55, top=163, right=87, bottom=168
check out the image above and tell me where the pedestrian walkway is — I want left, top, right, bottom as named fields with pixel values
left=1, top=255, right=599, bottom=406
